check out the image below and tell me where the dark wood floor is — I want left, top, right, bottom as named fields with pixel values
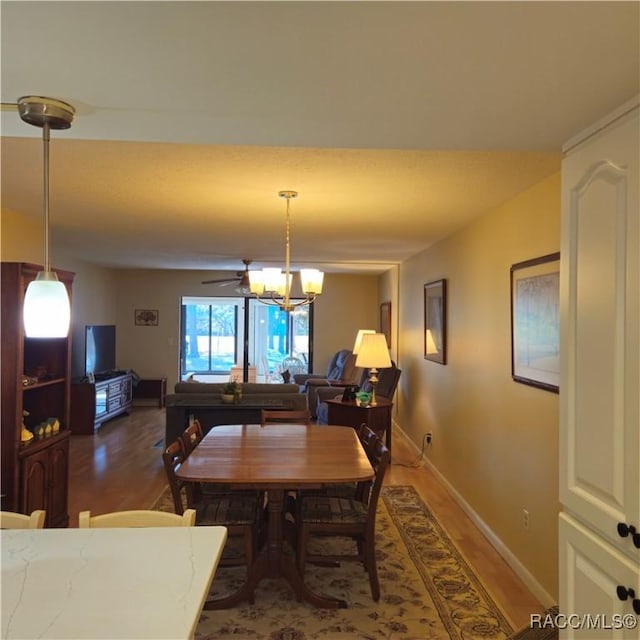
left=68, top=406, right=543, bottom=630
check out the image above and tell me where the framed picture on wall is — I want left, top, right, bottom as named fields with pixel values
left=380, top=301, right=391, bottom=348
left=135, top=309, right=159, bottom=326
left=510, top=252, right=560, bottom=392
left=424, top=279, right=447, bottom=364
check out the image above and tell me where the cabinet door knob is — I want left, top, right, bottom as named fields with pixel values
left=617, top=522, right=640, bottom=548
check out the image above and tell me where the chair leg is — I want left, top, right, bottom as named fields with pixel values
left=296, top=525, right=308, bottom=582
left=245, top=528, right=256, bottom=604
left=365, top=538, right=380, bottom=601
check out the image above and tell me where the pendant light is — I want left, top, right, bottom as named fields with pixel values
left=248, top=191, right=324, bottom=312
left=18, top=96, right=75, bottom=337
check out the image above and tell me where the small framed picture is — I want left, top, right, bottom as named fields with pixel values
left=135, top=309, right=159, bottom=326
left=510, top=252, right=560, bottom=392
left=424, top=279, right=447, bottom=364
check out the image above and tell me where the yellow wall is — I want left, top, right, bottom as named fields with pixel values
left=1, top=208, right=42, bottom=263
left=396, top=172, right=560, bottom=600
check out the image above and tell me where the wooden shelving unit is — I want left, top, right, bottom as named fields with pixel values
left=1, top=262, right=74, bottom=527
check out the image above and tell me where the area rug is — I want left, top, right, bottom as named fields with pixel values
left=152, top=486, right=514, bottom=640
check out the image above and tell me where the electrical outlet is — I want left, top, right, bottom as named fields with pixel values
left=425, top=432, right=432, bottom=445
left=523, top=509, right=530, bottom=530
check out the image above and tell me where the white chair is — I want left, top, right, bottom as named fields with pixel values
left=78, top=509, right=196, bottom=528
left=0, top=509, right=46, bottom=529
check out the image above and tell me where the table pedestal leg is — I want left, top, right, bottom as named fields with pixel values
left=204, top=488, right=347, bottom=610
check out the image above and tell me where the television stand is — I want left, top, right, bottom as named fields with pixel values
left=70, top=372, right=133, bottom=434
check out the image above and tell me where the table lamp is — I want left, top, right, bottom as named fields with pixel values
left=352, top=329, right=376, bottom=355
left=355, top=333, right=392, bottom=406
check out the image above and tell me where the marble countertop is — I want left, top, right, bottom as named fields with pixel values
left=1, top=526, right=227, bottom=639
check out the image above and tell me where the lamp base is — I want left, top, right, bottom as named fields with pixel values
left=368, top=368, right=380, bottom=406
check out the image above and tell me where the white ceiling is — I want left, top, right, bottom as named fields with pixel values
left=1, top=1, right=638, bottom=275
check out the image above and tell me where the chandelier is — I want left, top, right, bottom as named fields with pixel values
left=248, top=191, right=324, bottom=312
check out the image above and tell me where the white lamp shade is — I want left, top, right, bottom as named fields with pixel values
left=262, top=268, right=284, bottom=293
left=300, top=269, right=324, bottom=295
left=355, top=333, right=392, bottom=368
left=277, top=272, right=293, bottom=297
left=23, top=275, right=71, bottom=337
left=352, top=329, right=376, bottom=354
left=248, top=270, right=265, bottom=294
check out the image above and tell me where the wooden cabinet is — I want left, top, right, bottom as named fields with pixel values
left=559, top=99, right=639, bottom=635
left=19, top=430, right=70, bottom=527
left=0, top=262, right=74, bottom=524
left=132, top=377, right=167, bottom=408
left=71, top=373, right=133, bottom=434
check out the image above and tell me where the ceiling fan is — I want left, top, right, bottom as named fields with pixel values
left=202, top=259, right=252, bottom=294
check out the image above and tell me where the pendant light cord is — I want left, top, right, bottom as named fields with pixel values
left=284, top=194, right=291, bottom=308
left=42, top=122, right=51, bottom=273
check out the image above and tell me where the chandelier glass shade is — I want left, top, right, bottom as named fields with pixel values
left=18, top=96, right=74, bottom=338
left=248, top=191, right=324, bottom=312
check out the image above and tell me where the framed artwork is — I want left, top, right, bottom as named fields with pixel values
left=424, top=279, right=447, bottom=364
left=510, top=252, right=560, bottom=392
left=135, top=308, right=159, bottom=326
left=380, top=301, right=392, bottom=348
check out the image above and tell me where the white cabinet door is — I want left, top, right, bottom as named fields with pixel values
left=560, top=103, right=639, bottom=560
left=559, top=514, right=640, bottom=640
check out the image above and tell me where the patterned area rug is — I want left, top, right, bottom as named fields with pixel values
left=152, top=485, right=514, bottom=640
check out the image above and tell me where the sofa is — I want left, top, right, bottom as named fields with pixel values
left=164, top=382, right=307, bottom=444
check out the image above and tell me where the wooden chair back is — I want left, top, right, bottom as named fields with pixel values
left=357, top=424, right=378, bottom=459
left=162, top=438, right=201, bottom=514
left=182, top=419, right=204, bottom=455
left=0, top=510, right=46, bottom=529
left=78, top=508, right=196, bottom=528
left=260, top=409, right=311, bottom=425
left=365, top=439, right=390, bottom=527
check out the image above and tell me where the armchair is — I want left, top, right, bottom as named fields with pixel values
left=294, top=349, right=365, bottom=418
left=315, top=362, right=401, bottom=425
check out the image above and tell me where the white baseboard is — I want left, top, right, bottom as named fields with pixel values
left=393, top=422, right=556, bottom=608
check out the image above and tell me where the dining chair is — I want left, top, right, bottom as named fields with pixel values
left=181, top=418, right=204, bottom=455
left=0, top=509, right=46, bottom=529
left=180, top=423, right=262, bottom=502
left=162, top=437, right=261, bottom=599
left=295, top=437, right=390, bottom=601
left=78, top=508, right=196, bottom=527
left=260, top=409, right=311, bottom=425
left=297, top=423, right=377, bottom=502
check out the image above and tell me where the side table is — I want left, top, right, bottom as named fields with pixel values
left=133, top=378, right=167, bottom=408
left=326, top=398, right=393, bottom=458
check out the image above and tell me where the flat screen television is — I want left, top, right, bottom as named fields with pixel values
left=85, top=325, right=116, bottom=376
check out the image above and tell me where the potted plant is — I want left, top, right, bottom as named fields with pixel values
left=221, top=379, right=242, bottom=404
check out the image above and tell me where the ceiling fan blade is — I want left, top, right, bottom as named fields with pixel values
left=202, top=258, right=253, bottom=286
left=201, top=277, right=239, bottom=285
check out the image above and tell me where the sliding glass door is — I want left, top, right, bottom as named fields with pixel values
left=180, top=297, right=242, bottom=378
left=180, top=296, right=314, bottom=382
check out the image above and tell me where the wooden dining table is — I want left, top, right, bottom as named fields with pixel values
left=176, top=423, right=374, bottom=609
